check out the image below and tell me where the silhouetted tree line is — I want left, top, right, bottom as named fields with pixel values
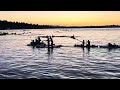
left=66, top=25, right=120, bottom=28
left=0, top=20, right=120, bottom=30
left=0, top=20, right=65, bottom=30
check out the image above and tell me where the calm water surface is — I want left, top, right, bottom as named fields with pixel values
left=0, top=28, right=120, bottom=79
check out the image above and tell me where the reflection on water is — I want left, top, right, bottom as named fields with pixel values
left=0, top=28, right=120, bottom=79
left=47, top=48, right=53, bottom=60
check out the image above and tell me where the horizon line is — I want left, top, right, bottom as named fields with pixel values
left=1, top=19, right=120, bottom=27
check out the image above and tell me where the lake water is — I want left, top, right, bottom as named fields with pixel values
left=0, top=28, right=120, bottom=79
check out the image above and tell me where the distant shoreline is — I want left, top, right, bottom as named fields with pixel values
left=1, top=26, right=120, bottom=30
left=0, top=20, right=120, bottom=30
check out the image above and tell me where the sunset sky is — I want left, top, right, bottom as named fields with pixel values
left=0, top=11, right=120, bottom=26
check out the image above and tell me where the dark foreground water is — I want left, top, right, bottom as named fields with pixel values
left=0, top=28, right=120, bottom=79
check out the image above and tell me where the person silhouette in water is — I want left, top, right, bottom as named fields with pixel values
left=87, top=40, right=90, bottom=47
left=47, top=36, right=50, bottom=48
left=50, top=36, right=54, bottom=48
left=38, top=36, right=41, bottom=42
left=82, top=40, right=85, bottom=47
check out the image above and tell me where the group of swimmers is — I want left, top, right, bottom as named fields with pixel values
left=30, top=36, right=46, bottom=47
left=30, top=36, right=54, bottom=48
left=29, top=35, right=120, bottom=49
left=79, top=40, right=120, bottom=48
left=107, top=43, right=119, bottom=48
left=74, top=40, right=91, bottom=48
left=80, top=40, right=91, bottom=47
left=46, top=36, right=54, bottom=48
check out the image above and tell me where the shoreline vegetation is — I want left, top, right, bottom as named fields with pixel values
left=0, top=20, right=120, bottom=30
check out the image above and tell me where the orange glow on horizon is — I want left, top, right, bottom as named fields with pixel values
left=0, top=11, right=120, bottom=26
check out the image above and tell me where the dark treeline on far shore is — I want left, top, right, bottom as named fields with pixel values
left=0, top=20, right=59, bottom=30
left=0, top=20, right=120, bottom=30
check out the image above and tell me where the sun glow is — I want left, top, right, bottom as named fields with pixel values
left=0, top=11, right=120, bottom=26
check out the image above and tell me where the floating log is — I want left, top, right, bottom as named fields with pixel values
left=99, top=45, right=120, bottom=48
left=27, top=43, right=62, bottom=48
left=74, top=44, right=120, bottom=49
left=0, top=32, right=8, bottom=36
left=38, top=35, right=80, bottom=38
left=74, top=44, right=98, bottom=48
left=36, top=45, right=62, bottom=48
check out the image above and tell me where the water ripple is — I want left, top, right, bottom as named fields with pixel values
left=0, top=29, right=120, bottom=79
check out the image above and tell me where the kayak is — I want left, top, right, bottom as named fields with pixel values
left=99, top=46, right=120, bottom=48
left=74, top=45, right=98, bottom=48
